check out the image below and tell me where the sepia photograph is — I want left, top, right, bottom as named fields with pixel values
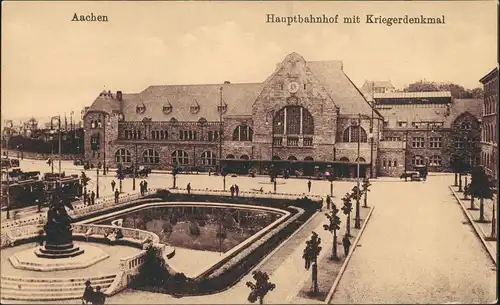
left=0, top=1, right=498, bottom=304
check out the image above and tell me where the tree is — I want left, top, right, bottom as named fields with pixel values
left=449, top=155, right=467, bottom=191
left=341, top=193, right=353, bottom=236
left=116, top=164, right=124, bottom=193
left=351, top=186, right=362, bottom=229
left=172, top=166, right=179, bottom=189
left=361, top=178, right=371, bottom=208
left=323, top=204, right=341, bottom=260
left=246, top=270, right=276, bottom=305
left=136, top=244, right=169, bottom=287
left=469, top=167, right=494, bottom=222
left=404, top=80, right=484, bottom=98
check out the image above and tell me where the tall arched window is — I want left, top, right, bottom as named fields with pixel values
left=233, top=125, right=253, bottom=141
left=115, top=149, right=131, bottom=163
left=143, top=149, right=159, bottom=164
left=412, top=155, right=425, bottom=166
left=272, top=106, right=314, bottom=135
left=90, top=133, right=100, bottom=152
left=201, top=151, right=216, bottom=166
left=172, top=150, right=189, bottom=166
left=343, top=126, right=368, bottom=143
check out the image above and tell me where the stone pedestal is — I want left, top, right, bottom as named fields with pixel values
left=36, top=225, right=85, bottom=259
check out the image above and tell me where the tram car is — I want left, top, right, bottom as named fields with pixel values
left=1, top=156, right=20, bottom=168
left=43, top=173, right=82, bottom=201
left=1, top=177, right=45, bottom=210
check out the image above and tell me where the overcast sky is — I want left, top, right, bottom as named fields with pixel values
left=2, top=1, right=497, bottom=122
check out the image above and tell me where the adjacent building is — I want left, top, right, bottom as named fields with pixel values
left=374, top=91, right=482, bottom=177
left=479, top=67, right=498, bottom=184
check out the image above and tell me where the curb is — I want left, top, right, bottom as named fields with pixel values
left=449, top=186, right=497, bottom=266
left=253, top=209, right=320, bottom=271
left=324, top=205, right=375, bottom=304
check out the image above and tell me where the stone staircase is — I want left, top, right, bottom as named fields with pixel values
left=0, top=274, right=116, bottom=301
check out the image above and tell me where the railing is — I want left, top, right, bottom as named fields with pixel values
left=303, top=138, right=313, bottom=146
left=273, top=137, right=282, bottom=146
left=287, top=137, right=299, bottom=147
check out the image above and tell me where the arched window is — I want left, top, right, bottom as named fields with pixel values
left=429, top=155, right=441, bottom=166
left=339, top=157, right=349, bottom=162
left=201, top=151, right=216, bottom=166
left=382, top=159, right=387, bottom=168
left=90, top=133, right=100, bottom=151
left=412, top=155, right=425, bottom=166
left=343, top=126, right=368, bottom=143
left=226, top=154, right=235, bottom=159
left=143, top=149, right=159, bottom=164
left=172, top=150, right=189, bottom=166
left=272, top=156, right=281, bottom=161
left=240, top=155, right=250, bottom=160
left=388, top=160, right=392, bottom=168
left=356, top=157, right=366, bottom=162
left=305, top=156, right=314, bottom=161
left=272, top=106, right=314, bottom=135
left=461, top=121, right=472, bottom=130
left=233, top=125, right=253, bottom=141
left=115, top=149, right=131, bottom=163
left=288, top=156, right=297, bottom=161
left=97, top=120, right=102, bottom=128
left=91, top=121, right=96, bottom=129
left=393, top=160, right=398, bottom=168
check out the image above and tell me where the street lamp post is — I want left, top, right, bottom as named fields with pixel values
left=218, top=86, right=223, bottom=175
left=133, top=144, right=137, bottom=191
left=4, top=129, right=11, bottom=219
left=354, top=114, right=361, bottom=229
left=96, top=161, right=101, bottom=198
left=404, top=129, right=409, bottom=181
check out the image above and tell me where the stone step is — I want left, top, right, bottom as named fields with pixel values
left=1, top=278, right=114, bottom=289
left=0, top=289, right=86, bottom=301
left=1, top=274, right=115, bottom=283
left=0, top=281, right=112, bottom=293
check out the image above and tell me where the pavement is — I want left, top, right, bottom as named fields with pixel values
left=1, top=160, right=497, bottom=304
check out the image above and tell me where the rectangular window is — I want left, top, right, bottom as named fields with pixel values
left=397, top=121, right=407, bottom=128
left=412, top=122, right=427, bottom=129
left=412, top=137, right=424, bottom=148
left=179, top=130, right=184, bottom=140
left=303, top=138, right=313, bottom=146
left=383, top=121, right=389, bottom=128
left=273, top=137, right=282, bottom=146
left=455, top=138, right=464, bottom=149
left=430, top=137, right=442, bottom=148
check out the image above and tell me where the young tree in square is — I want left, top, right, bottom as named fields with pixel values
left=327, top=174, right=335, bottom=197
left=351, top=185, right=363, bottom=229
left=221, top=166, right=228, bottom=191
left=341, top=193, right=353, bottom=236
left=323, top=204, right=341, bottom=260
left=246, top=270, right=276, bottom=305
left=361, top=178, right=371, bottom=208
left=469, top=166, right=494, bottom=222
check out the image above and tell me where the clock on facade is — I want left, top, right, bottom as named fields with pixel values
left=288, top=81, right=299, bottom=93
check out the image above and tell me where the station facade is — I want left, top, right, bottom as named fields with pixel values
left=83, top=52, right=482, bottom=178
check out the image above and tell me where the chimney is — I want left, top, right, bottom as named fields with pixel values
left=224, top=81, right=230, bottom=84
left=116, top=91, right=123, bottom=101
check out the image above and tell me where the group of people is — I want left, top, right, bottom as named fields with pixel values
left=230, top=184, right=240, bottom=197
left=82, top=280, right=106, bottom=305
left=139, top=180, right=148, bottom=195
left=83, top=190, right=96, bottom=206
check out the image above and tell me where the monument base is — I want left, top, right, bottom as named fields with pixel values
left=35, top=243, right=84, bottom=259
left=9, top=244, right=109, bottom=272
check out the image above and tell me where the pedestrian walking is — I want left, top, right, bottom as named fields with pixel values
left=187, top=183, right=191, bottom=194
left=114, top=189, right=119, bottom=203
left=235, top=184, right=239, bottom=197
left=326, top=195, right=331, bottom=210
left=81, top=280, right=94, bottom=304
left=230, top=185, right=235, bottom=197
left=92, top=286, right=106, bottom=305
left=144, top=180, right=148, bottom=193
left=342, top=234, right=351, bottom=257
left=208, top=168, right=211, bottom=176
left=139, top=181, right=144, bottom=195
left=303, top=243, right=311, bottom=270
left=319, top=198, right=323, bottom=211
left=307, top=179, right=312, bottom=193
left=111, top=180, right=116, bottom=192
left=91, top=191, right=95, bottom=205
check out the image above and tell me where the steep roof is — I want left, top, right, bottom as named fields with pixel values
left=479, top=67, right=498, bottom=84
left=307, top=61, right=382, bottom=118
left=376, top=98, right=482, bottom=128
